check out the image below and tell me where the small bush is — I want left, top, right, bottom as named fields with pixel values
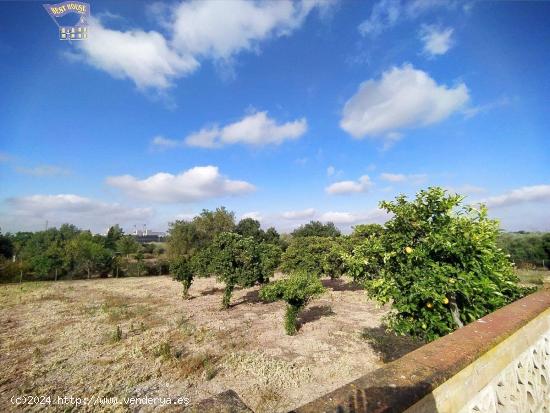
left=110, top=325, right=122, bottom=343
left=260, top=271, right=326, bottom=335
left=170, top=257, right=194, bottom=299
left=155, top=341, right=172, bottom=360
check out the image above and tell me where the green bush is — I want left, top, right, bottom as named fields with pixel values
left=208, top=232, right=279, bottom=308
left=281, top=236, right=347, bottom=279
left=346, top=187, right=531, bottom=341
left=260, top=271, right=326, bottom=335
left=170, top=257, right=194, bottom=299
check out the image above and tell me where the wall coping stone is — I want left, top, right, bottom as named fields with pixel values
left=290, top=291, right=550, bottom=413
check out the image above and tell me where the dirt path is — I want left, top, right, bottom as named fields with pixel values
left=0, top=276, right=420, bottom=412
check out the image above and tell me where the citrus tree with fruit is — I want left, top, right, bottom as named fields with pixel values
left=346, top=187, right=530, bottom=341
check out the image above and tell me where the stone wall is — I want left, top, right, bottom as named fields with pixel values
left=291, top=291, right=550, bottom=413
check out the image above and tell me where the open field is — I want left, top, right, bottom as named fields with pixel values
left=0, top=276, right=422, bottom=412
left=516, top=268, right=549, bottom=285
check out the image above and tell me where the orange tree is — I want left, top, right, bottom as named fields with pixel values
left=205, top=232, right=281, bottom=308
left=345, top=187, right=531, bottom=341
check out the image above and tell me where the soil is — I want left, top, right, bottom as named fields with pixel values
left=0, top=275, right=421, bottom=412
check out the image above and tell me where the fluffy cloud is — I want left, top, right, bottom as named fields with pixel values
left=420, top=25, right=454, bottom=56
left=320, top=209, right=388, bottom=225
left=325, top=175, right=372, bottom=195
left=241, top=211, right=262, bottom=221
left=171, top=0, right=329, bottom=60
left=3, top=194, right=153, bottom=232
left=106, top=166, right=255, bottom=203
left=380, top=172, right=427, bottom=184
left=75, top=1, right=330, bottom=91
left=281, top=208, right=316, bottom=220
left=478, top=185, right=550, bottom=209
left=340, top=64, right=469, bottom=139
left=359, top=0, right=454, bottom=36
left=77, top=17, right=199, bottom=90
left=184, top=111, right=307, bottom=148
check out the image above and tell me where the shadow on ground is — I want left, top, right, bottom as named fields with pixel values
left=360, top=326, right=424, bottom=362
left=322, top=278, right=363, bottom=292
left=298, top=305, right=335, bottom=329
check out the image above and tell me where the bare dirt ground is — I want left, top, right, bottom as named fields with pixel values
left=0, top=275, right=421, bottom=412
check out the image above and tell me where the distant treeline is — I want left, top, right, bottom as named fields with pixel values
left=497, top=232, right=550, bottom=268
left=1, top=211, right=548, bottom=283
left=0, top=224, right=169, bottom=283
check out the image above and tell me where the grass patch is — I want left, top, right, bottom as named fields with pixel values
left=516, top=269, right=547, bottom=285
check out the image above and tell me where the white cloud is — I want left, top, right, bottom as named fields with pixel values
left=151, top=135, right=184, bottom=149
left=340, top=64, right=469, bottom=139
left=320, top=208, right=388, bottom=226
left=106, top=165, right=255, bottom=203
left=420, top=25, right=454, bottom=56
left=325, top=175, right=372, bottom=195
left=477, top=185, right=550, bottom=209
left=3, top=194, right=153, bottom=233
left=171, top=0, right=328, bottom=61
left=241, top=211, right=262, bottom=221
left=463, top=96, right=512, bottom=119
left=15, top=165, right=71, bottom=177
left=77, top=17, right=199, bottom=90
left=74, top=1, right=330, bottom=91
left=281, top=208, right=316, bottom=220
left=184, top=111, right=307, bottom=148
left=380, top=172, right=427, bottom=184
left=359, top=0, right=453, bottom=37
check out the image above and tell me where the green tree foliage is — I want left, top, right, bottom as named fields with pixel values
left=66, top=232, right=111, bottom=279
left=346, top=187, right=530, bottom=341
left=350, top=223, right=384, bottom=241
left=0, top=232, right=14, bottom=259
left=207, top=232, right=280, bottom=308
left=105, top=225, right=124, bottom=250
left=193, top=207, right=236, bottom=248
left=291, top=221, right=341, bottom=238
left=280, top=236, right=348, bottom=278
left=260, top=271, right=326, bottom=335
left=170, top=256, right=194, bottom=298
left=235, top=218, right=263, bottom=240
left=116, top=235, right=139, bottom=258
left=167, top=220, right=200, bottom=259
left=497, top=232, right=550, bottom=267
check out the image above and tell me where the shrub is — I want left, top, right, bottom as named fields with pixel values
left=260, top=271, right=326, bottom=335
left=346, top=187, right=531, bottom=341
left=208, top=233, right=279, bottom=308
left=170, top=257, right=194, bottom=299
left=281, top=236, right=346, bottom=279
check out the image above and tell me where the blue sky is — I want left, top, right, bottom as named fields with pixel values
left=0, top=0, right=549, bottom=234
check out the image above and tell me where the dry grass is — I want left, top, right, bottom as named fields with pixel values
left=0, top=276, right=400, bottom=412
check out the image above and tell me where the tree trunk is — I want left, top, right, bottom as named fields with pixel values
left=19, top=270, right=23, bottom=284
left=87, top=267, right=90, bottom=279
left=449, top=295, right=464, bottom=328
left=55, top=269, right=58, bottom=281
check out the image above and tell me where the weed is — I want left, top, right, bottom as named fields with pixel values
left=110, top=325, right=123, bottom=343
left=154, top=341, right=172, bottom=361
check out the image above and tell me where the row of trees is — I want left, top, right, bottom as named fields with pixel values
left=166, top=189, right=534, bottom=340
left=0, top=188, right=542, bottom=341
left=0, top=224, right=167, bottom=283
left=497, top=231, right=550, bottom=268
